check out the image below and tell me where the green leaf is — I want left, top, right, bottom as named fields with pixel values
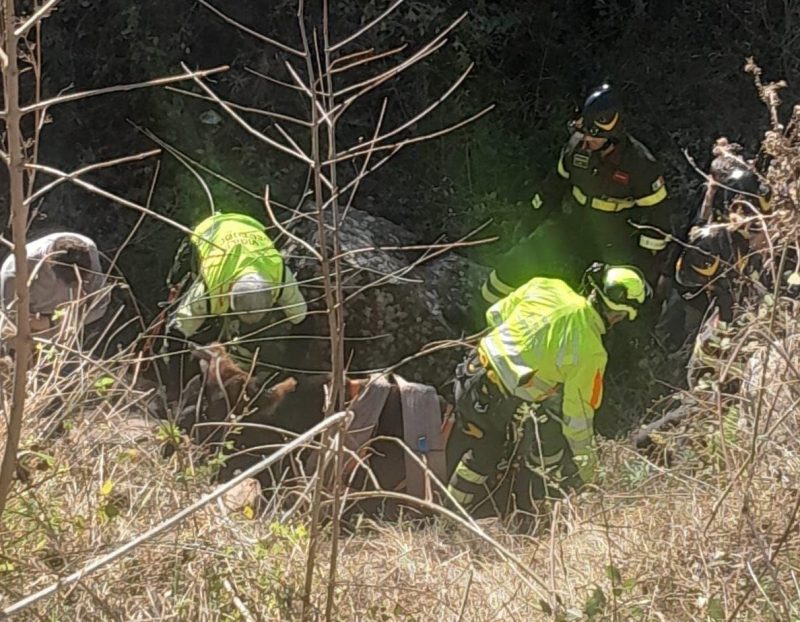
left=100, top=479, right=114, bottom=497
left=584, top=586, right=607, bottom=619
left=100, top=502, right=120, bottom=521
left=605, top=564, right=622, bottom=585
left=539, top=599, right=553, bottom=615
left=94, top=375, right=115, bottom=395
left=708, top=598, right=724, bottom=621
left=0, top=562, right=15, bottom=573
left=623, top=577, right=637, bottom=591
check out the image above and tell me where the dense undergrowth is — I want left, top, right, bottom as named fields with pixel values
left=2, top=81, right=800, bottom=620
left=2, top=2, right=800, bottom=620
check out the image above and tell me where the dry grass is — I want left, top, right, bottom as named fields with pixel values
left=1, top=289, right=800, bottom=622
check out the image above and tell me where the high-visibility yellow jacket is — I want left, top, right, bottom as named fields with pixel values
left=478, top=277, right=608, bottom=481
left=191, top=213, right=306, bottom=323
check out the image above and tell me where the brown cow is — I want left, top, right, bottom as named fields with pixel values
left=177, top=342, right=451, bottom=518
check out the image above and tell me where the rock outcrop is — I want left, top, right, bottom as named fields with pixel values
left=285, top=206, right=489, bottom=385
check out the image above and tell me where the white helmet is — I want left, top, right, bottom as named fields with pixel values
left=230, top=272, right=272, bottom=324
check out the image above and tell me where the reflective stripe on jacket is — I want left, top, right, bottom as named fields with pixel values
left=557, top=132, right=671, bottom=254
left=191, top=213, right=285, bottom=316
left=478, top=277, right=608, bottom=480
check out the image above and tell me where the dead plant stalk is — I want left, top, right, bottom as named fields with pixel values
left=0, top=0, right=32, bottom=521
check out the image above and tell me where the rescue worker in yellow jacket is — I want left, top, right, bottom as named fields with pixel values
left=447, top=263, right=650, bottom=507
left=481, top=84, right=673, bottom=307
left=169, top=212, right=307, bottom=339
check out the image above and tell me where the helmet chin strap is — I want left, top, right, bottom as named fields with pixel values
left=594, top=287, right=638, bottom=321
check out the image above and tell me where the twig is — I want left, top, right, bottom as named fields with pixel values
left=20, top=66, right=229, bottom=114
left=107, top=160, right=161, bottom=278
left=337, top=63, right=475, bottom=155
left=329, top=0, right=406, bottom=52
left=330, top=45, right=407, bottom=75
left=180, top=61, right=314, bottom=165
left=14, top=0, right=60, bottom=37
left=24, top=149, right=161, bottom=206
left=166, top=85, right=312, bottom=127
left=244, top=65, right=307, bottom=93
left=327, top=105, right=495, bottom=165
left=197, top=0, right=304, bottom=58
left=264, top=185, right=321, bottom=261
left=221, top=578, right=256, bottom=622
left=26, top=162, right=196, bottom=236
left=456, top=570, right=473, bottom=622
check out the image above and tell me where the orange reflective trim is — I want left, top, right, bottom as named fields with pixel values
left=590, top=369, right=603, bottom=409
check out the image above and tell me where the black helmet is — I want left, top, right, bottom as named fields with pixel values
left=575, top=84, right=623, bottom=139
left=711, top=159, right=771, bottom=214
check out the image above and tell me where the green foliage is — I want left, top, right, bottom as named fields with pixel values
left=157, top=421, right=183, bottom=449
left=93, top=375, right=115, bottom=395
left=583, top=585, right=607, bottom=619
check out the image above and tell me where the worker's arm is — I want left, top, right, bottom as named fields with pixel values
left=277, top=267, right=307, bottom=325
left=560, top=351, right=607, bottom=485
left=484, top=280, right=530, bottom=329
left=170, top=278, right=209, bottom=338
left=530, top=143, right=572, bottom=214
left=628, top=141, right=673, bottom=257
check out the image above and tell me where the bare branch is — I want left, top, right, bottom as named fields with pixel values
left=335, top=39, right=447, bottom=100
left=244, top=65, right=307, bottom=93
left=106, top=161, right=161, bottom=281
left=283, top=60, right=338, bottom=125
left=340, top=98, right=388, bottom=223
left=334, top=13, right=466, bottom=99
left=28, top=162, right=197, bottom=236
left=14, top=0, right=60, bottom=37
left=180, top=62, right=313, bottom=165
left=344, top=220, right=493, bottom=304
left=24, top=149, right=161, bottom=206
left=330, top=44, right=407, bottom=75
left=130, top=123, right=271, bottom=204
left=264, top=185, right=322, bottom=261
left=166, top=85, right=312, bottom=127
left=338, top=63, right=475, bottom=157
left=0, top=0, right=30, bottom=520
left=329, top=0, right=406, bottom=52
left=332, top=235, right=496, bottom=262
left=329, top=104, right=495, bottom=165
left=20, top=66, right=229, bottom=114
left=197, top=0, right=304, bottom=58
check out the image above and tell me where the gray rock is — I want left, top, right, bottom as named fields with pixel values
left=286, top=206, right=489, bottom=385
